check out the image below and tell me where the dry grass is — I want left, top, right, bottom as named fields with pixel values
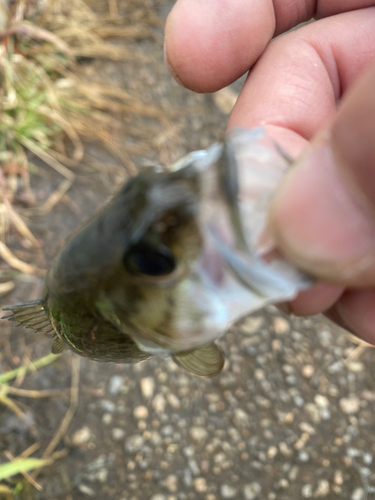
left=0, top=352, right=66, bottom=495
left=0, top=0, right=167, bottom=280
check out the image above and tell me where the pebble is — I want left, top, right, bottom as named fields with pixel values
left=183, top=469, right=192, bottom=487
left=111, top=428, right=125, bottom=441
left=347, top=361, right=364, bottom=373
left=273, top=317, right=290, bottom=334
left=334, top=470, right=343, bottom=486
left=314, top=395, right=329, bottom=408
left=234, top=408, right=249, bottom=426
left=140, top=377, right=155, bottom=399
left=71, top=426, right=91, bottom=446
left=339, top=396, right=360, bottom=414
left=301, top=484, right=312, bottom=498
left=153, top=394, right=166, bottom=413
left=363, top=453, right=373, bottom=465
left=304, top=403, right=321, bottom=423
left=243, top=482, right=262, bottom=499
left=188, top=459, right=200, bottom=475
left=165, top=475, right=178, bottom=493
left=314, top=480, right=330, bottom=497
left=167, top=393, right=181, bottom=409
left=78, top=484, right=95, bottom=497
left=133, top=406, right=149, bottom=420
left=108, top=375, right=124, bottom=395
left=150, top=495, right=167, bottom=500
left=193, top=478, right=207, bottom=493
left=189, top=427, right=208, bottom=442
left=96, top=468, right=108, bottom=483
left=302, top=365, right=314, bottom=378
left=352, top=488, right=365, bottom=500
left=102, top=413, right=112, bottom=425
left=298, top=451, right=309, bottom=462
left=241, top=317, right=264, bottom=334
left=267, top=446, right=278, bottom=459
left=99, top=399, right=116, bottom=413
left=220, top=484, right=237, bottom=499
left=125, top=435, right=144, bottom=453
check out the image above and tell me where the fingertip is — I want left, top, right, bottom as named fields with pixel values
left=285, top=282, right=344, bottom=317
left=164, top=0, right=275, bottom=92
left=334, top=289, right=375, bottom=346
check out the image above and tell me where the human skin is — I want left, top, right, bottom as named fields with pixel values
left=164, top=0, right=375, bottom=344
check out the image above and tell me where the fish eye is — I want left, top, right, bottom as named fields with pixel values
left=124, top=243, right=176, bottom=277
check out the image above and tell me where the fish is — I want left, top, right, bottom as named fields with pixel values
left=3, top=128, right=312, bottom=377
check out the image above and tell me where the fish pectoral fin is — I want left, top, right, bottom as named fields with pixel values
left=51, top=337, right=68, bottom=354
left=172, top=343, right=225, bottom=377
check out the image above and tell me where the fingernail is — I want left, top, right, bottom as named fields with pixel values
left=269, top=135, right=375, bottom=280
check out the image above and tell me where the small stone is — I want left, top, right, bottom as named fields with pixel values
left=220, top=484, right=237, bottom=498
left=152, top=394, right=166, bottom=413
left=241, top=317, right=264, bottom=334
left=363, top=453, right=373, bottom=465
left=243, top=482, right=262, bottom=499
left=302, top=365, right=314, bottom=378
left=278, top=479, right=289, bottom=489
left=314, top=479, right=330, bottom=497
left=133, top=406, right=149, bottom=420
left=161, top=425, right=173, bottom=437
left=190, top=427, right=208, bottom=442
left=347, top=362, right=364, bottom=373
left=167, top=393, right=181, bottom=409
left=102, top=413, right=112, bottom=425
left=205, top=496, right=217, bottom=500
left=108, top=375, right=124, bottom=395
left=267, top=446, right=278, bottom=459
left=301, top=484, right=313, bottom=498
left=193, top=478, right=207, bottom=493
left=150, top=495, right=167, bottom=500
left=183, top=468, right=192, bottom=487
left=334, top=470, right=343, bottom=486
left=78, top=484, right=95, bottom=497
left=96, top=468, right=108, bottom=483
left=298, top=451, right=309, bottom=462
left=111, top=428, right=125, bottom=441
left=305, top=403, right=321, bottom=423
left=314, top=395, right=329, bottom=408
left=234, top=408, right=249, bottom=426
left=188, top=459, right=200, bottom=475
left=340, top=396, right=360, bottom=414
left=273, top=317, right=290, bottom=334
left=125, top=435, right=144, bottom=453
left=165, top=475, right=178, bottom=493
left=140, top=377, right=155, bottom=399
left=299, top=422, right=315, bottom=435
left=99, top=399, right=116, bottom=413
left=279, top=442, right=292, bottom=457
left=289, top=466, right=299, bottom=481
left=71, top=426, right=91, bottom=446
left=352, top=488, right=365, bottom=500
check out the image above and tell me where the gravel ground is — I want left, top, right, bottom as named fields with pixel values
left=1, top=1, right=375, bottom=499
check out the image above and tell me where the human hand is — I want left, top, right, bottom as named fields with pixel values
left=164, top=1, right=375, bottom=344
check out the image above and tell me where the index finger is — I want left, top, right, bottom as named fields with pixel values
left=165, top=0, right=375, bottom=92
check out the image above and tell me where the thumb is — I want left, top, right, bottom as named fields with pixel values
left=269, top=60, right=375, bottom=287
